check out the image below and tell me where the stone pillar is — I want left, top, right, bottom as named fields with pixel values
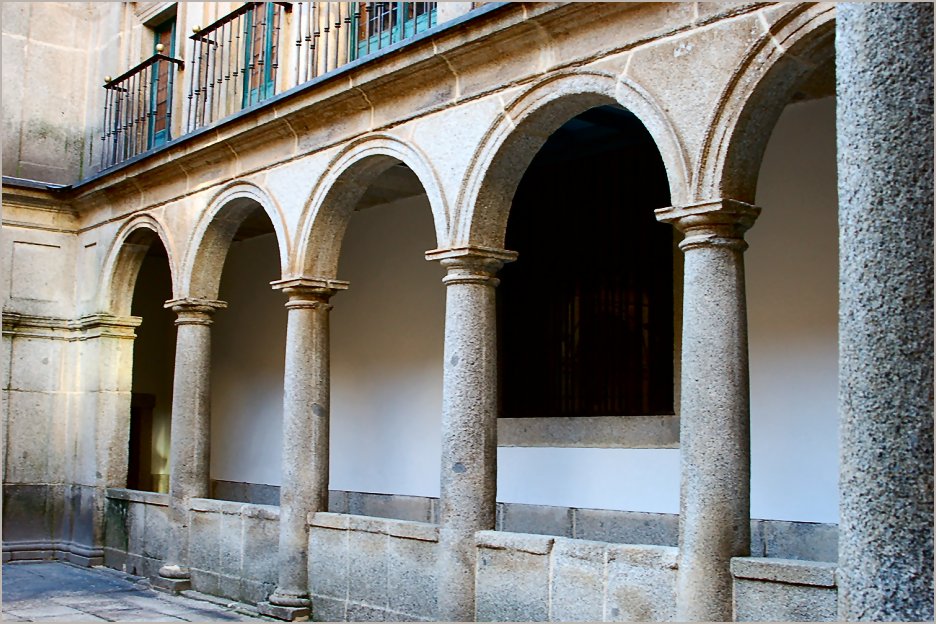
left=259, top=278, right=348, bottom=622
left=87, top=314, right=143, bottom=564
left=655, top=199, right=760, bottom=622
left=155, top=298, right=226, bottom=592
left=836, top=4, right=934, bottom=621
left=425, top=246, right=517, bottom=622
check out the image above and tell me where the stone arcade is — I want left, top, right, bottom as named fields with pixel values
left=2, top=2, right=932, bottom=622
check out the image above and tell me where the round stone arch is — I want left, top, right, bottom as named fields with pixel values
left=696, top=3, right=835, bottom=203
left=100, top=213, right=179, bottom=317
left=454, top=70, right=690, bottom=248
left=180, top=181, right=291, bottom=300
left=296, top=134, right=449, bottom=278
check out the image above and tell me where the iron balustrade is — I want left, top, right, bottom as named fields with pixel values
left=185, top=2, right=437, bottom=132
left=186, top=2, right=291, bottom=132
left=99, top=3, right=439, bottom=169
left=100, top=54, right=183, bottom=170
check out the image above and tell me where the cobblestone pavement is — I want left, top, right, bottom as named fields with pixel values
left=2, top=562, right=274, bottom=622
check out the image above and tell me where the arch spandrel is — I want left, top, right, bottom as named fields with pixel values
left=100, top=214, right=178, bottom=317
left=456, top=70, right=690, bottom=249
left=696, top=3, right=836, bottom=203
left=296, top=134, right=450, bottom=279
left=180, top=181, right=291, bottom=301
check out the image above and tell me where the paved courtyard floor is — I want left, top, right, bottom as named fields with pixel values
left=1, top=562, right=274, bottom=622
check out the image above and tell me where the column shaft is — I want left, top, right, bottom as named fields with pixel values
left=657, top=201, right=758, bottom=622
left=159, top=299, right=225, bottom=581
left=837, top=3, right=934, bottom=620
left=267, top=280, right=345, bottom=613
left=428, top=247, right=515, bottom=622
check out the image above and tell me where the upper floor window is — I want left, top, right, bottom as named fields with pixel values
left=99, top=13, right=182, bottom=170
left=100, top=2, right=445, bottom=170
left=244, top=2, right=281, bottom=106
left=351, top=2, right=437, bottom=59
left=150, top=17, right=177, bottom=148
left=187, top=2, right=287, bottom=131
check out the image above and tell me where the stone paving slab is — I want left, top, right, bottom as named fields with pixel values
left=1, top=562, right=274, bottom=622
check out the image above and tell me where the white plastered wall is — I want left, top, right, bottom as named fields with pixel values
left=204, top=97, right=838, bottom=523
left=210, top=232, right=287, bottom=486
left=747, top=96, right=839, bottom=523
left=329, top=195, right=445, bottom=496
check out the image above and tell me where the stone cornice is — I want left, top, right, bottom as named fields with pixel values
left=66, top=2, right=524, bottom=215
left=1, top=179, right=76, bottom=214
left=9, top=2, right=773, bottom=226
left=1, top=312, right=142, bottom=340
left=62, top=1, right=758, bottom=221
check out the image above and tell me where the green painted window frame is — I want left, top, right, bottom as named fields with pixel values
left=243, top=2, right=277, bottom=107
left=350, top=2, right=437, bottom=61
left=148, top=17, right=176, bottom=149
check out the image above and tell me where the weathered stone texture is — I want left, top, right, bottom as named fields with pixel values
left=574, top=508, right=678, bottom=547
left=475, top=532, right=553, bottom=622
left=549, top=539, right=605, bottom=622
left=836, top=3, right=935, bottom=621
left=308, top=513, right=439, bottom=621
left=430, top=248, right=515, bottom=621
left=475, top=531, right=678, bottom=622
left=732, top=557, right=837, bottom=622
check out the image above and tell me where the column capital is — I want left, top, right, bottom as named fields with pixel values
left=271, top=277, right=349, bottom=309
left=164, top=298, right=228, bottom=325
left=425, top=246, right=518, bottom=286
left=655, top=199, right=761, bottom=252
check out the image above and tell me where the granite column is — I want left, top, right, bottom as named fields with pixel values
left=260, top=278, right=348, bottom=622
left=836, top=3, right=934, bottom=620
left=156, top=298, right=226, bottom=591
left=426, top=246, right=516, bottom=622
left=656, top=200, right=759, bottom=621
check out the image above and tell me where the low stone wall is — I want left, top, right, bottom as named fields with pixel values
left=101, top=489, right=840, bottom=621
left=475, top=531, right=678, bottom=622
left=308, top=512, right=439, bottom=622
left=212, top=482, right=838, bottom=563
left=732, top=557, right=838, bottom=621
left=103, top=489, right=280, bottom=605
left=186, top=497, right=280, bottom=605
left=104, top=488, right=169, bottom=577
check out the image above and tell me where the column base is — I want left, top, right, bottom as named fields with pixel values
left=151, top=575, right=192, bottom=594
left=257, top=602, right=311, bottom=621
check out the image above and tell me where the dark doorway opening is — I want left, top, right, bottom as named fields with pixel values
left=127, top=233, right=175, bottom=492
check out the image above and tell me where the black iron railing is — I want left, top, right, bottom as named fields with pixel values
left=185, top=2, right=437, bottom=132
left=99, top=3, right=440, bottom=168
left=100, top=53, right=183, bottom=170
left=290, top=2, right=436, bottom=84
left=186, top=2, right=290, bottom=132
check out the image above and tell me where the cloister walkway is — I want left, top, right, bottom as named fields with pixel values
left=1, top=562, right=273, bottom=622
